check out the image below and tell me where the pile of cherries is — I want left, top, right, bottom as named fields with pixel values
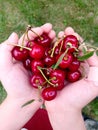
left=11, top=29, right=82, bottom=101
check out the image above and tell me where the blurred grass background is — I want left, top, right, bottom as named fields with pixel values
left=0, top=0, right=98, bottom=120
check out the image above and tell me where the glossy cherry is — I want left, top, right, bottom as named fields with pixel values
left=63, top=35, right=79, bottom=53
left=57, top=53, right=73, bottom=69
left=23, top=57, right=32, bottom=70
left=30, top=73, right=46, bottom=89
left=44, top=56, right=56, bottom=67
left=67, top=70, right=81, bottom=82
left=41, top=87, right=57, bottom=101
left=68, top=57, right=80, bottom=71
left=11, top=46, right=29, bottom=61
left=29, top=44, right=45, bottom=59
left=31, top=60, right=44, bottom=73
left=26, top=40, right=37, bottom=48
left=49, top=69, right=66, bottom=85
left=35, top=33, right=51, bottom=47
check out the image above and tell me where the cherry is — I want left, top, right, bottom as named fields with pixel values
left=11, top=46, right=29, bottom=61
left=31, top=60, right=44, bottom=73
left=67, top=70, right=81, bottom=82
left=44, top=56, right=56, bottom=67
left=29, top=44, right=45, bottom=59
left=44, top=67, right=53, bottom=77
left=35, top=33, right=51, bottom=47
left=44, top=47, right=52, bottom=57
left=23, top=57, right=32, bottom=70
left=54, top=45, right=60, bottom=56
left=49, top=69, right=66, bottom=85
left=30, top=73, right=46, bottom=89
left=68, top=57, right=80, bottom=72
left=50, top=82, right=65, bottom=91
left=63, top=35, right=79, bottom=53
left=26, top=40, right=37, bottom=48
left=57, top=53, right=73, bottom=69
left=41, top=87, right=57, bottom=101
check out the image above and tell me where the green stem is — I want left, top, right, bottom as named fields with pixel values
left=37, top=66, right=55, bottom=86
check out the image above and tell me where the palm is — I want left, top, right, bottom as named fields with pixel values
left=45, top=78, right=98, bottom=111
left=45, top=27, right=98, bottom=111
left=0, top=23, right=55, bottom=101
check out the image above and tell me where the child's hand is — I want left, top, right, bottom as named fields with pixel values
left=45, top=27, right=98, bottom=130
left=0, top=23, right=56, bottom=130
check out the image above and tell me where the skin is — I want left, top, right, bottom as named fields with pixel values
left=0, top=23, right=98, bottom=130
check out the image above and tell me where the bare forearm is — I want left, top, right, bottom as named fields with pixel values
left=0, top=96, right=41, bottom=130
left=47, top=109, right=86, bottom=130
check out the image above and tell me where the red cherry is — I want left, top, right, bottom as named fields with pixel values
left=57, top=53, right=73, bottom=69
left=26, top=40, right=37, bottom=48
left=31, top=60, right=44, bottom=73
left=29, top=44, right=45, bottom=59
left=63, top=35, right=79, bottom=53
left=23, top=57, right=32, bottom=70
left=50, top=82, right=65, bottom=91
left=50, top=69, right=66, bottom=84
left=67, top=70, right=81, bottom=82
left=30, top=73, right=46, bottom=89
left=41, top=87, right=57, bottom=101
left=11, top=46, right=29, bottom=61
left=44, top=67, right=53, bottom=77
left=44, top=56, right=56, bottom=67
left=35, top=33, right=51, bottom=47
left=44, top=48, right=52, bottom=57
left=68, top=57, right=80, bottom=71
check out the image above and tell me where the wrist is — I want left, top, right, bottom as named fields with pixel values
left=46, top=107, right=86, bottom=130
left=0, top=95, right=43, bottom=130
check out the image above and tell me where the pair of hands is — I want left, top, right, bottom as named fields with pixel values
left=0, top=23, right=98, bottom=130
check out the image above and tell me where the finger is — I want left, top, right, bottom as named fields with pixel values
left=86, top=53, right=98, bottom=83
left=40, top=23, right=52, bottom=33
left=73, top=32, right=84, bottom=42
left=58, top=31, right=65, bottom=38
left=18, top=27, right=43, bottom=46
left=87, top=52, right=98, bottom=67
left=64, top=27, right=75, bottom=35
left=48, top=30, right=56, bottom=40
left=0, top=32, right=18, bottom=74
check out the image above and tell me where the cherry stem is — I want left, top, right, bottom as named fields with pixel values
left=67, top=42, right=79, bottom=52
left=27, top=25, right=43, bottom=40
left=53, top=48, right=69, bottom=70
left=59, top=39, right=64, bottom=54
left=37, top=66, right=55, bottom=86
left=50, top=38, right=61, bottom=57
left=7, top=43, right=32, bottom=51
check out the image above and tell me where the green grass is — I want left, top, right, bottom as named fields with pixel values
left=0, top=0, right=98, bottom=120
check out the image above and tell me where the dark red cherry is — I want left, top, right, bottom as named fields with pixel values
left=29, top=44, right=45, bottom=59
left=57, top=53, right=73, bottom=69
left=50, top=81, right=65, bottom=91
left=44, top=48, right=52, bottom=57
left=44, top=67, right=53, bottom=77
left=63, top=35, right=79, bottom=53
left=23, top=57, right=32, bottom=70
left=41, top=87, right=57, bottom=101
left=67, top=70, right=81, bottom=82
left=68, top=57, right=80, bottom=71
left=31, top=60, right=44, bottom=73
left=30, top=73, right=46, bottom=89
left=44, top=56, right=56, bottom=67
left=35, top=33, right=51, bottom=47
left=11, top=46, right=29, bottom=61
left=26, top=40, right=37, bottom=48
left=50, top=69, right=66, bottom=84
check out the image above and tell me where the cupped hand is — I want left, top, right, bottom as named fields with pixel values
left=0, top=23, right=56, bottom=101
left=45, top=27, right=98, bottom=111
